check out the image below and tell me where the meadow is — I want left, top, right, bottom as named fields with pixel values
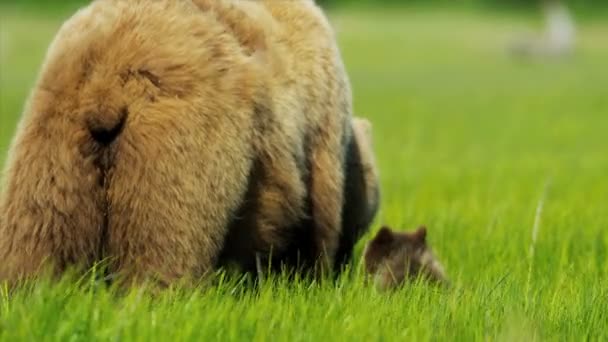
left=1, top=4, right=607, bottom=341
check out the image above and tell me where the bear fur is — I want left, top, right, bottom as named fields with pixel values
left=334, top=117, right=380, bottom=272
left=0, top=0, right=355, bottom=287
left=219, top=117, right=380, bottom=275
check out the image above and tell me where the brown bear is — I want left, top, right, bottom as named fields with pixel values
left=0, top=0, right=355, bottom=287
left=363, top=226, right=448, bottom=291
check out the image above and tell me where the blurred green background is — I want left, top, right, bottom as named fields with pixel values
left=5, top=0, right=608, bottom=6
left=1, top=0, right=607, bottom=340
left=3, top=0, right=608, bottom=13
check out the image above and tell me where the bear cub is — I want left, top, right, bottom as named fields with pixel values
left=363, top=225, right=448, bottom=291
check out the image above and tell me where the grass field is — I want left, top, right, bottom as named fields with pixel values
left=1, top=5, right=608, bottom=341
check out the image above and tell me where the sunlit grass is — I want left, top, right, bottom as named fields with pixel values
left=1, top=5, right=607, bottom=341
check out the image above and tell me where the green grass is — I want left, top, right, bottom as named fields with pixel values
left=1, top=6, right=608, bottom=341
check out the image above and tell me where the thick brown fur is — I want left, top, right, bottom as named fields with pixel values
left=334, top=117, right=380, bottom=272
left=219, top=117, right=380, bottom=275
left=364, top=226, right=448, bottom=291
left=0, top=0, right=353, bottom=287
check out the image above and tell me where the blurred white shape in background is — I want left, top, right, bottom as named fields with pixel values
left=509, top=0, right=576, bottom=59
left=545, top=0, right=576, bottom=54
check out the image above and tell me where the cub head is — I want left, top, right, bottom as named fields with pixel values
left=363, top=225, right=447, bottom=291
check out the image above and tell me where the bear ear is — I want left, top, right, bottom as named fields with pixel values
left=373, top=226, right=394, bottom=244
left=413, top=225, right=427, bottom=245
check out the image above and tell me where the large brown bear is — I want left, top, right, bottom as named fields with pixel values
left=0, top=0, right=371, bottom=287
